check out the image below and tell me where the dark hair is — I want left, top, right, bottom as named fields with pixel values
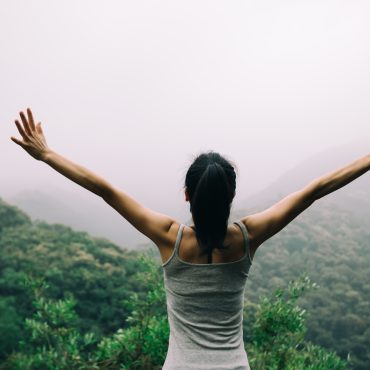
left=185, top=151, right=237, bottom=258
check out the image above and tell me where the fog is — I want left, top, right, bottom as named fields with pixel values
left=1, top=1, right=369, bottom=231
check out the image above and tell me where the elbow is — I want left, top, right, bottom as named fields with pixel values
left=312, top=178, right=335, bottom=201
left=304, top=179, right=323, bottom=202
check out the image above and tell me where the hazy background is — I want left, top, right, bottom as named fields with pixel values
left=1, top=0, right=369, bottom=247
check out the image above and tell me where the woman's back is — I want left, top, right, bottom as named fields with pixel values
left=161, top=221, right=254, bottom=265
left=161, top=221, right=253, bottom=370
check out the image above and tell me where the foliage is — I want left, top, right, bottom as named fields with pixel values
left=0, top=198, right=30, bottom=231
left=2, top=277, right=97, bottom=370
left=0, top=198, right=146, bottom=360
left=242, top=204, right=370, bottom=369
left=93, top=253, right=169, bottom=370
left=246, top=275, right=347, bottom=370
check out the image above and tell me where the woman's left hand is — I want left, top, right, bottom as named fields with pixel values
left=11, top=108, right=50, bottom=161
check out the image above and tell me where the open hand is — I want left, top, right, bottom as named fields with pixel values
left=11, top=108, right=50, bottom=161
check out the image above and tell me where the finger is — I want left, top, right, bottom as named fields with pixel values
left=36, top=121, right=43, bottom=135
left=27, top=107, right=36, bottom=131
left=15, top=119, right=27, bottom=140
left=19, top=111, right=32, bottom=135
left=10, top=136, right=26, bottom=148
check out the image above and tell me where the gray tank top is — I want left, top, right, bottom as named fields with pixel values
left=161, top=221, right=253, bottom=370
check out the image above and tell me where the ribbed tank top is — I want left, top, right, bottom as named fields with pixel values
left=161, top=220, right=253, bottom=370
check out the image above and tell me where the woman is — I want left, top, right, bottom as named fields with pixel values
left=11, top=108, right=370, bottom=369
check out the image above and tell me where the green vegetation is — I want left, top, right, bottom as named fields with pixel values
left=242, top=202, right=370, bottom=369
left=0, top=197, right=368, bottom=369
left=0, top=199, right=146, bottom=361
left=1, top=256, right=346, bottom=370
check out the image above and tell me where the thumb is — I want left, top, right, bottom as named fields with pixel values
left=10, top=136, right=25, bottom=147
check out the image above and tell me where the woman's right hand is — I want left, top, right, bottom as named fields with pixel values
left=11, top=108, right=50, bottom=161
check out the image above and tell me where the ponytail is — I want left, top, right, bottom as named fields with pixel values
left=185, top=152, right=236, bottom=257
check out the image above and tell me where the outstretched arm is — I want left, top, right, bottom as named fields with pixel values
left=242, top=152, right=370, bottom=259
left=11, top=108, right=176, bottom=246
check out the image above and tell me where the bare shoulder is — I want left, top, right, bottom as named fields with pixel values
left=238, top=216, right=261, bottom=261
left=167, top=221, right=182, bottom=244
left=157, top=221, right=182, bottom=264
left=183, top=222, right=250, bottom=263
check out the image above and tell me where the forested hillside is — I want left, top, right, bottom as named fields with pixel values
left=0, top=197, right=369, bottom=369
left=0, top=198, right=146, bottom=359
left=240, top=199, right=370, bottom=370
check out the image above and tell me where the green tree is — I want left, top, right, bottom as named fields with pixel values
left=0, top=199, right=31, bottom=232
left=94, top=252, right=169, bottom=370
left=247, top=275, right=348, bottom=370
left=2, top=277, right=96, bottom=370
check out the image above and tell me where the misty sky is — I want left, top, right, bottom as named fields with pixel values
left=1, top=1, right=370, bottom=222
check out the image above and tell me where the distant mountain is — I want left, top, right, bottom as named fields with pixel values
left=6, top=187, right=148, bottom=250
left=235, top=139, right=370, bottom=219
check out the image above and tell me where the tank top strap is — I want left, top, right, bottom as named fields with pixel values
left=162, top=223, right=185, bottom=268
left=233, top=220, right=253, bottom=265
left=174, top=223, right=185, bottom=256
